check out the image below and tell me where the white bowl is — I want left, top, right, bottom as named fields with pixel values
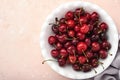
left=40, top=1, right=119, bottom=79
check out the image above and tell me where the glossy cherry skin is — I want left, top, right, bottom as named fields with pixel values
left=99, top=50, right=108, bottom=59
left=68, top=30, right=75, bottom=37
left=79, top=16, right=87, bottom=24
left=58, top=34, right=67, bottom=43
left=67, top=20, right=75, bottom=29
left=71, top=39, right=79, bottom=45
left=58, top=58, right=66, bottom=66
left=76, top=32, right=85, bottom=40
left=48, top=36, right=57, bottom=45
left=91, top=12, right=99, bottom=21
left=85, top=38, right=91, bottom=47
left=64, top=42, right=72, bottom=49
left=72, top=63, right=81, bottom=71
left=65, top=11, right=74, bottom=19
left=78, top=56, right=87, bottom=64
left=59, top=18, right=66, bottom=24
left=52, top=24, right=59, bottom=34
left=101, top=41, right=111, bottom=50
left=74, top=25, right=80, bottom=32
left=77, top=42, right=87, bottom=53
left=91, top=58, right=99, bottom=68
left=58, top=24, right=67, bottom=33
left=91, top=42, right=100, bottom=52
left=67, top=45, right=76, bottom=55
left=69, top=55, right=77, bottom=64
left=60, top=48, right=68, bottom=58
left=56, top=42, right=63, bottom=50
left=80, top=24, right=89, bottom=34
left=99, top=22, right=108, bottom=32
left=51, top=49, right=59, bottom=58
left=86, top=51, right=93, bottom=59
left=82, top=64, right=91, bottom=72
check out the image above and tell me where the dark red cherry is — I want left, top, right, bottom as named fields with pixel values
left=80, top=24, right=89, bottom=34
left=58, top=24, right=67, bottom=33
left=99, top=22, right=108, bottom=32
left=91, top=42, right=100, bottom=52
left=85, top=38, right=91, bottom=47
left=60, top=48, right=68, bottom=58
left=51, top=49, right=59, bottom=58
left=67, top=20, right=75, bottom=29
left=91, top=12, right=99, bottom=21
left=100, top=33, right=107, bottom=41
left=99, top=50, right=108, bottom=59
left=72, top=63, right=81, bottom=71
left=67, top=45, right=76, bottom=55
left=86, top=51, right=93, bottom=59
left=91, top=58, right=99, bottom=68
left=71, top=39, right=79, bottom=45
left=48, top=36, right=57, bottom=45
left=75, top=8, right=85, bottom=16
left=58, top=58, right=66, bottom=66
left=79, top=16, right=87, bottom=24
left=85, top=12, right=91, bottom=20
left=64, top=42, right=72, bottom=49
left=76, top=32, right=85, bottom=40
left=56, top=42, right=63, bottom=50
left=74, top=25, right=80, bottom=32
left=101, top=41, right=111, bottom=50
left=82, top=64, right=91, bottom=72
left=59, top=18, right=66, bottom=24
left=58, top=34, right=67, bottom=43
left=91, top=34, right=99, bottom=41
left=52, top=24, right=59, bottom=34
left=65, top=11, right=74, bottom=19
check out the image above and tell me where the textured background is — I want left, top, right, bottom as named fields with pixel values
left=0, top=0, right=120, bottom=80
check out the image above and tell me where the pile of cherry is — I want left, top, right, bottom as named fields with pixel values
left=42, top=8, right=111, bottom=73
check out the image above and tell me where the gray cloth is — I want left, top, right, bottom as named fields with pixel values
left=83, top=40, right=120, bottom=80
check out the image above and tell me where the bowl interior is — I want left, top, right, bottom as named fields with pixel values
left=40, top=1, right=119, bottom=79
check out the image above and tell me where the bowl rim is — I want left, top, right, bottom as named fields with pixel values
left=40, top=1, right=119, bottom=79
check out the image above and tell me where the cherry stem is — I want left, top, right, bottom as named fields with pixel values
left=108, top=52, right=112, bottom=56
left=67, top=38, right=73, bottom=40
left=93, top=68, right=97, bottom=74
left=42, top=59, right=57, bottom=64
left=82, top=50, right=89, bottom=62
left=98, top=30, right=102, bottom=34
left=99, top=61, right=104, bottom=69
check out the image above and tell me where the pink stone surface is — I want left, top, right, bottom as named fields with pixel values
left=0, top=0, right=120, bottom=80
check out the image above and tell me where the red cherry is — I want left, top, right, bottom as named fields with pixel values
left=86, top=51, right=93, bottom=59
left=82, top=64, right=91, bottom=72
left=85, top=38, right=91, bottom=47
left=85, top=12, right=91, bottom=20
left=58, top=58, right=66, bottom=66
left=64, top=42, right=72, bottom=49
left=78, top=56, right=87, bottom=64
left=74, top=25, right=80, bottom=32
left=56, top=42, right=63, bottom=50
left=99, top=22, right=108, bottom=32
left=58, top=24, right=67, bottom=33
left=101, top=41, right=111, bottom=50
left=80, top=24, right=89, bottom=34
left=77, top=42, right=87, bottom=53
left=72, top=63, right=81, bottom=71
left=65, top=11, right=74, bottom=19
left=71, top=39, right=79, bottom=45
left=48, top=36, right=57, bottom=45
left=68, top=30, right=75, bottom=37
left=58, top=34, right=67, bottom=43
left=79, top=16, right=87, bottom=24
left=59, top=18, right=66, bottom=24
left=69, top=55, right=77, bottom=64
left=52, top=24, right=59, bottom=34
left=67, top=20, right=75, bottom=29
left=91, top=42, right=100, bottom=52
left=91, top=12, right=99, bottom=21
left=67, top=45, right=76, bottom=55
left=60, top=48, right=68, bottom=58
left=75, top=8, right=85, bottom=16
left=99, top=50, right=108, bottom=59
left=51, top=49, right=59, bottom=58
left=91, top=58, right=98, bottom=68
left=76, top=32, right=85, bottom=40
